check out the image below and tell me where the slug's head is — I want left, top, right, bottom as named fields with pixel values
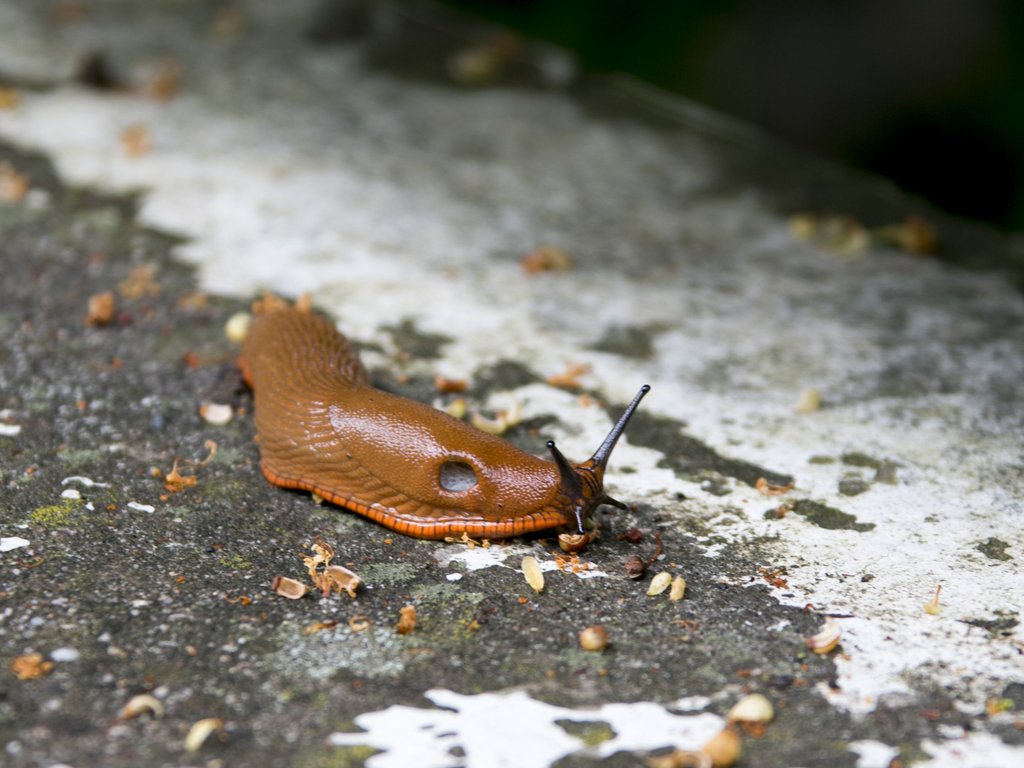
left=547, top=384, right=650, bottom=534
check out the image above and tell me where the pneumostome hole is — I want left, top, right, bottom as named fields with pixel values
left=439, top=460, right=478, bottom=492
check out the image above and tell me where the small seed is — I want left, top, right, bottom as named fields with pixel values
left=647, top=571, right=672, bottom=596
left=184, top=717, right=225, bottom=752
left=701, top=727, right=741, bottom=767
left=224, top=311, right=251, bottom=342
left=522, top=556, right=544, bottom=593
left=923, top=584, right=942, bottom=615
left=122, top=693, right=165, bottom=719
left=579, top=624, right=608, bottom=652
left=794, top=387, right=822, bottom=414
left=727, top=693, right=774, bottom=724
left=348, top=615, right=370, bottom=632
left=806, top=618, right=841, bottom=654
left=669, top=576, right=686, bottom=602
left=199, top=402, right=233, bottom=426
left=444, top=397, right=468, bottom=419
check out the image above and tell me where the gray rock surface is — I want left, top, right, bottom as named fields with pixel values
left=1, top=1, right=1021, bottom=766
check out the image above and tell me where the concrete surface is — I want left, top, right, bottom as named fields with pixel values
left=1, top=1, right=1022, bottom=767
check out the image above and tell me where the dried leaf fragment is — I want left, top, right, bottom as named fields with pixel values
left=547, top=362, right=591, bottom=389
left=251, top=292, right=291, bottom=315
left=118, top=264, right=160, bottom=299
left=444, top=531, right=489, bottom=548
left=755, top=477, right=795, bottom=496
left=302, top=538, right=334, bottom=574
left=727, top=693, right=774, bottom=724
left=164, top=461, right=197, bottom=493
left=271, top=575, right=308, bottom=600
left=0, top=87, right=20, bottom=110
left=184, top=717, right=226, bottom=752
left=303, top=620, right=339, bottom=635
left=122, top=693, right=165, bottom=719
left=874, top=215, right=937, bottom=254
left=396, top=605, right=417, bottom=635
left=0, top=162, right=30, bottom=203
left=143, top=59, right=181, bottom=101
left=120, top=123, right=151, bottom=158
left=647, top=571, right=672, bottom=596
left=434, top=375, right=468, bottom=394
left=447, top=33, right=520, bottom=86
left=521, top=244, right=572, bottom=273
left=11, top=653, right=54, bottom=680
left=85, top=291, right=117, bottom=326
left=522, top=555, right=545, bottom=593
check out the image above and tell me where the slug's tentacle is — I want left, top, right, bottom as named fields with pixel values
left=547, top=383, right=650, bottom=532
left=240, top=305, right=649, bottom=542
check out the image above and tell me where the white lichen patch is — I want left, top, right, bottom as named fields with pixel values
left=327, top=688, right=724, bottom=768
left=436, top=542, right=609, bottom=580
left=275, top=623, right=407, bottom=682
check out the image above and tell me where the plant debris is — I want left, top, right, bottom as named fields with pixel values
left=396, top=605, right=417, bottom=635
left=301, top=539, right=362, bottom=598
left=11, top=653, right=54, bottom=680
left=520, top=244, right=572, bottom=273
left=271, top=575, right=308, bottom=600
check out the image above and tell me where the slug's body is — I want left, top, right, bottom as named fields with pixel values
left=240, top=307, right=648, bottom=540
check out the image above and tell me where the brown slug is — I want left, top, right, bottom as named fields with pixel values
left=239, top=306, right=648, bottom=541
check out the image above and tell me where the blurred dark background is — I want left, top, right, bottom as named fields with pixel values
left=439, top=0, right=1024, bottom=233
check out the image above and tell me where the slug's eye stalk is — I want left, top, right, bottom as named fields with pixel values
left=547, top=439, right=585, bottom=532
left=548, top=384, right=650, bottom=533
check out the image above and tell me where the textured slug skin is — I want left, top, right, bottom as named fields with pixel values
left=239, top=307, right=578, bottom=539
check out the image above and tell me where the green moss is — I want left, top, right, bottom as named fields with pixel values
left=840, top=451, right=882, bottom=468
left=219, top=553, right=253, bottom=570
left=976, top=537, right=1012, bottom=562
left=358, top=562, right=419, bottom=586
left=55, top=447, right=106, bottom=468
left=29, top=500, right=82, bottom=528
left=293, top=744, right=379, bottom=768
left=556, top=719, right=615, bottom=747
left=792, top=500, right=875, bottom=532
